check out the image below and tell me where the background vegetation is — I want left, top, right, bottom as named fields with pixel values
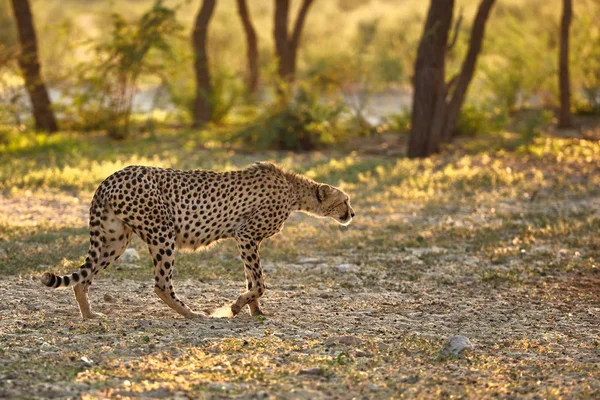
left=1, top=0, right=599, bottom=146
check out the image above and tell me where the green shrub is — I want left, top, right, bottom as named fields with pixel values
left=64, top=1, right=182, bottom=138
left=514, top=109, right=553, bottom=143
left=455, top=103, right=510, bottom=137
left=235, top=83, right=346, bottom=152
left=387, top=109, right=411, bottom=133
left=572, top=10, right=600, bottom=114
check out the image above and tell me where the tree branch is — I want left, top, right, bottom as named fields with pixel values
left=447, top=7, right=463, bottom=51
left=290, top=0, right=314, bottom=51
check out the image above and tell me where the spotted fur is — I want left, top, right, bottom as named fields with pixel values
left=41, top=162, right=355, bottom=319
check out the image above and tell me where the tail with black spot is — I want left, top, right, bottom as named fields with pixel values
left=41, top=197, right=104, bottom=289
left=41, top=265, right=92, bottom=289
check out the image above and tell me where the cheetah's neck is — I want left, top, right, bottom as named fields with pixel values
left=283, top=171, right=320, bottom=214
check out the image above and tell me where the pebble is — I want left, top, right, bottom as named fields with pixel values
left=354, top=349, right=371, bottom=357
left=298, top=367, right=325, bottom=376
left=297, top=257, right=320, bottom=264
left=80, top=356, right=94, bottom=366
left=104, top=293, right=117, bottom=303
left=120, top=248, right=140, bottom=264
left=337, top=263, right=358, bottom=273
left=440, top=335, right=474, bottom=357
left=207, top=382, right=234, bottom=392
left=325, top=335, right=363, bottom=346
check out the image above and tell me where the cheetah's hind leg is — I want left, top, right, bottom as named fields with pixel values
left=73, top=204, right=133, bottom=319
left=146, top=230, right=208, bottom=319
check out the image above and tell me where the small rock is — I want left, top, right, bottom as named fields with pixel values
left=207, top=382, right=234, bottom=392
left=297, top=257, right=320, bottom=264
left=325, top=335, right=363, bottom=346
left=400, top=375, right=420, bottom=384
left=104, top=293, right=116, bottom=303
left=298, top=367, right=325, bottom=376
left=120, top=248, right=140, bottom=264
left=80, top=356, right=94, bottom=366
left=354, top=349, right=371, bottom=357
left=171, top=267, right=178, bottom=277
left=440, top=335, right=474, bottom=357
left=337, top=263, right=358, bottom=273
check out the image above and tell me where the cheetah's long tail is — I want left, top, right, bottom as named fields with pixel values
left=41, top=265, right=92, bottom=289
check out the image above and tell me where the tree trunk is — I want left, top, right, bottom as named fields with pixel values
left=408, top=0, right=496, bottom=158
left=441, top=0, right=496, bottom=142
left=236, top=0, right=259, bottom=94
left=273, top=0, right=314, bottom=85
left=10, top=0, right=58, bottom=133
left=192, top=0, right=216, bottom=127
left=408, top=0, right=454, bottom=158
left=558, top=0, right=573, bottom=128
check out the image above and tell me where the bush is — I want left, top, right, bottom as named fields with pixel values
left=235, top=83, right=346, bottom=152
left=455, top=103, right=510, bottom=137
left=64, top=1, right=182, bottom=138
left=572, top=9, right=600, bottom=114
left=387, top=109, right=411, bottom=133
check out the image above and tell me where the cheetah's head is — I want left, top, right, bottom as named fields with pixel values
left=315, top=184, right=355, bottom=226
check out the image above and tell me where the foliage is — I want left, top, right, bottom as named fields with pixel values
left=0, top=49, right=27, bottom=128
left=572, top=8, right=600, bottom=114
left=512, top=108, right=554, bottom=143
left=235, top=82, right=346, bottom=152
left=454, top=103, right=509, bottom=137
left=387, top=109, right=411, bottom=133
left=479, top=9, right=556, bottom=110
left=167, top=63, right=244, bottom=126
left=65, top=1, right=182, bottom=138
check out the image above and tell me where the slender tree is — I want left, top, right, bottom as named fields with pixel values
left=408, top=0, right=454, bottom=158
left=273, top=0, right=314, bottom=85
left=236, top=0, right=259, bottom=95
left=558, top=0, right=573, bottom=128
left=10, top=0, right=58, bottom=132
left=408, top=0, right=496, bottom=158
left=192, top=0, right=216, bottom=127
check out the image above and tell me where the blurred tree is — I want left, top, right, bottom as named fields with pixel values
left=558, top=0, right=573, bottom=128
left=10, top=0, right=58, bottom=133
left=236, top=0, right=258, bottom=95
left=274, top=0, right=314, bottom=87
left=192, top=0, right=216, bottom=127
left=408, top=0, right=495, bottom=158
left=85, top=1, right=181, bottom=139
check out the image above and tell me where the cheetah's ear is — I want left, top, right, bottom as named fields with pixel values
left=316, top=184, right=333, bottom=202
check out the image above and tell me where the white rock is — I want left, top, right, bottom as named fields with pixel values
left=120, top=248, right=140, bottom=264
left=207, top=382, right=234, bottom=392
left=337, top=263, right=358, bottom=273
left=80, top=356, right=94, bottom=366
left=441, top=335, right=474, bottom=357
left=297, top=257, right=320, bottom=264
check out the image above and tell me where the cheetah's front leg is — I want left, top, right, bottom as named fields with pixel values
left=213, top=238, right=265, bottom=318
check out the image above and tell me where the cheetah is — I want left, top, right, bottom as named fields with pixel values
left=41, top=162, right=355, bottom=319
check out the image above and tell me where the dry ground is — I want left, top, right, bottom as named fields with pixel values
left=0, top=132, right=599, bottom=399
